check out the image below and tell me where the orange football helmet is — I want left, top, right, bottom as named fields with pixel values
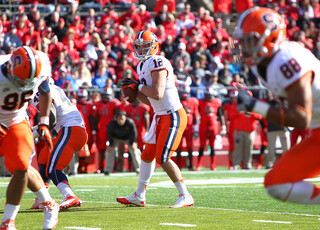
left=7, top=46, right=42, bottom=90
left=133, top=30, right=159, bottom=61
left=232, top=7, right=287, bottom=65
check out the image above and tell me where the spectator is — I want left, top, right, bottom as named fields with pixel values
left=138, top=4, right=155, bottom=28
left=53, top=17, right=68, bottom=42
left=161, top=35, right=176, bottom=59
left=56, top=66, right=76, bottom=90
left=176, top=12, right=194, bottom=36
left=208, top=56, right=223, bottom=74
left=178, top=3, right=195, bottom=20
left=154, top=4, right=169, bottom=26
left=66, top=39, right=80, bottom=66
left=72, top=57, right=92, bottom=90
left=235, top=0, right=254, bottom=13
left=100, top=4, right=119, bottom=25
left=65, top=2, right=80, bottom=25
left=3, top=25, right=21, bottom=53
left=189, top=59, right=205, bottom=80
left=154, top=0, right=176, bottom=12
left=213, top=0, right=232, bottom=28
left=118, top=5, right=142, bottom=33
left=174, top=59, right=192, bottom=86
left=1, top=12, right=11, bottom=34
left=92, top=59, right=112, bottom=88
left=105, top=110, right=141, bottom=175
left=162, top=13, right=177, bottom=39
left=85, top=32, right=105, bottom=62
left=115, top=58, right=138, bottom=83
left=215, top=18, right=229, bottom=41
left=41, top=26, right=53, bottom=46
left=15, top=14, right=29, bottom=39
left=189, top=73, right=206, bottom=99
left=48, top=35, right=64, bottom=63
left=68, top=15, right=85, bottom=39
left=22, top=22, right=41, bottom=50
left=84, top=8, right=96, bottom=29
left=218, top=60, right=233, bottom=86
left=46, top=11, right=60, bottom=29
left=174, top=26, right=190, bottom=46
left=172, top=42, right=191, bottom=69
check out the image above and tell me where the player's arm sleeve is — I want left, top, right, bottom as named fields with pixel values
left=38, top=81, right=51, bottom=120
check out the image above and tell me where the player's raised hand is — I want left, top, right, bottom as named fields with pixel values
left=38, top=124, right=53, bottom=152
left=0, top=123, right=8, bottom=141
left=121, top=78, right=140, bottom=91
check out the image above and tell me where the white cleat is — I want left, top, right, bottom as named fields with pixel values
left=0, top=219, right=16, bottom=230
left=42, top=199, right=59, bottom=230
left=31, top=197, right=44, bottom=210
left=116, top=192, right=145, bottom=207
left=59, top=196, right=82, bottom=211
left=170, top=194, right=194, bottom=208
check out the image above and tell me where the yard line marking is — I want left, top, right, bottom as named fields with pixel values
left=253, top=220, right=292, bottom=224
left=159, top=223, right=196, bottom=227
left=65, top=227, right=101, bottom=230
left=75, top=189, right=97, bottom=192
left=83, top=200, right=320, bottom=218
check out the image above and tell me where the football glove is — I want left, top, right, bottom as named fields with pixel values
left=237, top=87, right=256, bottom=112
left=0, top=123, right=8, bottom=141
left=38, top=124, right=53, bottom=152
left=121, top=78, right=140, bottom=91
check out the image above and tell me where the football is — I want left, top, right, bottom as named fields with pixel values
left=121, top=87, right=138, bottom=103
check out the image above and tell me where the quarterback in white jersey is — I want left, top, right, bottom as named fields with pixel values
left=233, top=7, right=320, bottom=205
left=117, top=30, right=194, bottom=208
left=0, top=46, right=59, bottom=229
left=31, top=83, right=87, bottom=211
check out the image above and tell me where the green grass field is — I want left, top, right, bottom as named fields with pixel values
left=1, top=168, right=320, bottom=229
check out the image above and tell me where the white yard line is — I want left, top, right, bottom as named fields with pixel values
left=65, top=227, right=101, bottom=230
left=82, top=200, right=320, bottom=218
left=159, top=223, right=196, bottom=227
left=253, top=220, right=292, bottom=224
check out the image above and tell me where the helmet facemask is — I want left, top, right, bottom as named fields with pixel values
left=7, top=61, right=38, bottom=91
left=134, top=40, right=156, bottom=61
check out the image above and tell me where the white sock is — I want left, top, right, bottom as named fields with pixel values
left=136, top=160, right=155, bottom=198
left=57, top=182, right=75, bottom=200
left=34, top=186, right=52, bottom=203
left=174, top=179, right=190, bottom=196
left=2, top=204, right=19, bottom=222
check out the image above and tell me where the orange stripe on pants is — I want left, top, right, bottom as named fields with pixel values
left=38, top=126, right=88, bottom=174
left=141, top=108, right=187, bottom=164
left=0, top=120, right=34, bottom=173
left=264, top=128, right=320, bottom=187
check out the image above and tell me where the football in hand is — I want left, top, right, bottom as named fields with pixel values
left=121, top=87, right=138, bottom=103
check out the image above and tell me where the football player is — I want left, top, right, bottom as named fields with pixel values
left=197, top=87, right=226, bottom=171
left=233, top=7, right=320, bottom=204
left=31, top=83, right=87, bottom=211
left=0, top=46, right=59, bottom=229
left=117, top=30, right=194, bottom=208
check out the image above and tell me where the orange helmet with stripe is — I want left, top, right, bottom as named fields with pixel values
left=7, top=46, right=42, bottom=90
left=133, top=30, right=159, bottom=61
left=232, top=7, right=286, bottom=65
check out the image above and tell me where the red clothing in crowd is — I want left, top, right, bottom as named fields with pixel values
left=118, top=10, right=142, bottom=33
left=235, top=0, right=254, bottom=13
left=153, top=0, right=176, bottom=12
left=214, top=0, right=232, bottom=14
left=22, top=30, right=41, bottom=49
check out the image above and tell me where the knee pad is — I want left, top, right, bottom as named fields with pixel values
left=265, top=183, right=292, bottom=201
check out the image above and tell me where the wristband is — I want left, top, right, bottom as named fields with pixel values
left=252, top=101, right=270, bottom=117
left=40, top=116, right=49, bottom=125
left=138, top=84, right=144, bottom=91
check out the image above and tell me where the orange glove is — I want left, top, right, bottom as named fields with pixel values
left=38, top=124, right=53, bottom=152
left=0, top=123, right=8, bottom=141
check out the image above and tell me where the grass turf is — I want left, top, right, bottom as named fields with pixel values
left=0, top=168, right=319, bottom=229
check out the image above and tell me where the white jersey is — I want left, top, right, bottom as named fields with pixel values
left=137, top=55, right=182, bottom=114
left=251, top=41, right=320, bottom=129
left=31, top=84, right=84, bottom=133
left=0, top=51, right=50, bottom=127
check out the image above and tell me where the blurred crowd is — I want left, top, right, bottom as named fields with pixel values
left=0, top=0, right=317, bottom=174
